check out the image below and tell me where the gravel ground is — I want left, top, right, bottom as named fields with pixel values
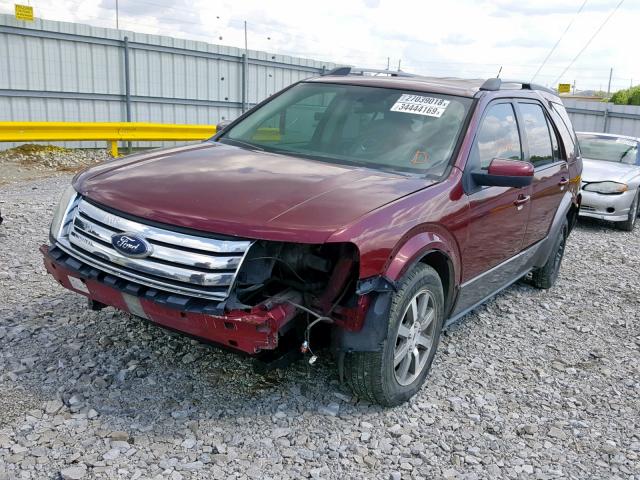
left=0, top=145, right=111, bottom=186
left=0, top=173, right=639, bottom=480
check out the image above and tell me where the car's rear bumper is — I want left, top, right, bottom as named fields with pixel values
left=578, top=189, right=635, bottom=222
left=41, top=244, right=298, bottom=354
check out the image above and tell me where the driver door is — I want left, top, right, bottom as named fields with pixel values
left=455, top=101, right=532, bottom=313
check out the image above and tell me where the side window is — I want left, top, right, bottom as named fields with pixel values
left=519, top=103, right=554, bottom=167
left=475, top=103, right=522, bottom=169
left=551, top=101, right=579, bottom=157
left=550, top=122, right=562, bottom=160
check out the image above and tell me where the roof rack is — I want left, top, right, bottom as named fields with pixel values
left=322, top=66, right=417, bottom=78
left=479, top=78, right=557, bottom=96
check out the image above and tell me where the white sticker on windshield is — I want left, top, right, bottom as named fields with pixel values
left=615, top=138, right=637, bottom=147
left=390, top=94, right=450, bottom=118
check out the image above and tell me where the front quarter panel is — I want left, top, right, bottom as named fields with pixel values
left=382, top=231, right=459, bottom=282
left=327, top=168, right=468, bottom=284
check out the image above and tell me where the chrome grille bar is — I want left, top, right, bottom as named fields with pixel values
left=68, top=230, right=235, bottom=287
left=78, top=201, right=251, bottom=254
left=73, top=216, right=242, bottom=270
left=55, top=197, right=253, bottom=301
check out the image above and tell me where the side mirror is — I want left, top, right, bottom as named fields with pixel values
left=216, top=119, right=232, bottom=133
left=471, top=158, right=534, bottom=188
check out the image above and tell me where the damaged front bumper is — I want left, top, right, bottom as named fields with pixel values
left=41, top=244, right=301, bottom=354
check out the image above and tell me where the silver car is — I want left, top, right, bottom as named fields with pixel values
left=577, top=132, right=640, bottom=231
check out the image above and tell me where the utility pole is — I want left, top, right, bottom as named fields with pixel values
left=244, top=20, right=248, bottom=52
left=572, top=80, right=576, bottom=95
left=386, top=57, right=390, bottom=70
left=242, top=21, right=248, bottom=114
left=397, top=59, right=401, bottom=71
left=607, top=67, right=613, bottom=96
left=116, top=0, right=119, bottom=30
left=241, top=53, right=247, bottom=112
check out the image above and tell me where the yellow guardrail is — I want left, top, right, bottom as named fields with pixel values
left=0, top=122, right=217, bottom=157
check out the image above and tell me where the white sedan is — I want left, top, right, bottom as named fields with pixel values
left=577, top=132, right=640, bottom=231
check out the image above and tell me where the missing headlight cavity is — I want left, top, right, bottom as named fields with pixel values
left=233, top=241, right=359, bottom=310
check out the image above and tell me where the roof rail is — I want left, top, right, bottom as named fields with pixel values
left=479, top=78, right=558, bottom=96
left=322, top=66, right=417, bottom=78
left=323, top=66, right=352, bottom=76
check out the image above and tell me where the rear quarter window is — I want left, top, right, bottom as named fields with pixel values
left=550, top=101, right=579, bottom=159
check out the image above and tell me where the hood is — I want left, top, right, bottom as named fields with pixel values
left=582, top=158, right=640, bottom=184
left=74, top=143, right=432, bottom=243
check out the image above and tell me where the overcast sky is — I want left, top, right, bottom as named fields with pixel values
left=1, top=0, right=637, bottom=92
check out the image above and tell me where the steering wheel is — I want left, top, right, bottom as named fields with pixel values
left=354, top=135, right=388, bottom=155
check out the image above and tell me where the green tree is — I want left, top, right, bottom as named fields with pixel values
left=610, top=86, right=640, bottom=105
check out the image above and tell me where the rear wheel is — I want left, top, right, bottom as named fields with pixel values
left=531, top=219, right=568, bottom=289
left=618, top=191, right=639, bottom=232
left=344, top=264, right=444, bottom=406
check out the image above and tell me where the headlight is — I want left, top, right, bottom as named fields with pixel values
left=50, top=185, right=78, bottom=240
left=583, top=181, right=628, bottom=194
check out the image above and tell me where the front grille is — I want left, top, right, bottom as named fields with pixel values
left=55, top=197, right=252, bottom=301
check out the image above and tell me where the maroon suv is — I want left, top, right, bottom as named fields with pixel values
left=42, top=69, right=582, bottom=406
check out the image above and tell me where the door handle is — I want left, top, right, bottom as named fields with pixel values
left=559, top=177, right=570, bottom=186
left=514, top=195, right=530, bottom=209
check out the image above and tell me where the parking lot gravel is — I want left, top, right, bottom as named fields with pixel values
left=0, top=145, right=111, bottom=186
left=1, top=173, right=639, bottom=480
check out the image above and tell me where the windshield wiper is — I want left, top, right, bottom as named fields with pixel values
left=620, top=146, right=634, bottom=161
left=218, top=137, right=264, bottom=151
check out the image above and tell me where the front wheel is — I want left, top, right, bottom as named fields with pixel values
left=618, top=190, right=639, bottom=232
left=344, top=264, right=444, bottom=406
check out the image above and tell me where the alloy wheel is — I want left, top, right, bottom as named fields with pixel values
left=393, top=289, right=437, bottom=386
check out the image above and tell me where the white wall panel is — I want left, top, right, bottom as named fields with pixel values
left=0, top=14, right=336, bottom=150
left=562, top=99, right=640, bottom=139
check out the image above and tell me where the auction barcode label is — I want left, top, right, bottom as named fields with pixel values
left=390, top=94, right=450, bottom=118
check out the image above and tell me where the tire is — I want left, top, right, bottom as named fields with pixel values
left=618, top=190, right=639, bottom=232
left=344, top=264, right=444, bottom=407
left=531, top=219, right=568, bottom=289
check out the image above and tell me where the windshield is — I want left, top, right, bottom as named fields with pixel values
left=219, top=82, right=472, bottom=176
left=577, top=134, right=639, bottom=165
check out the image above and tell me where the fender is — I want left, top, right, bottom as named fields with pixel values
left=383, top=230, right=461, bottom=283
left=531, top=191, right=574, bottom=267
left=333, top=230, right=460, bottom=354
left=383, top=230, right=460, bottom=317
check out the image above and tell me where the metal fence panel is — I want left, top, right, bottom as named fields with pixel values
left=0, top=14, right=336, bottom=150
left=562, top=98, right=640, bottom=138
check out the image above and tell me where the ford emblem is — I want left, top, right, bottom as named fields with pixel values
left=111, top=233, right=153, bottom=258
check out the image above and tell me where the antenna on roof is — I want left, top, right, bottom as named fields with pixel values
left=496, top=66, right=503, bottom=78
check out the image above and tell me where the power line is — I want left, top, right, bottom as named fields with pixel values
left=13, top=0, right=634, bottom=91
left=531, top=0, right=588, bottom=82
left=552, top=0, right=625, bottom=86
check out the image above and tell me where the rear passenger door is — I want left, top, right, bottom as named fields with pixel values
left=516, top=101, right=569, bottom=247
